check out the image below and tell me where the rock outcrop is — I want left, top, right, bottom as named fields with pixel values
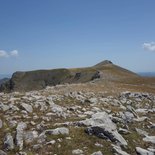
left=0, top=86, right=154, bottom=154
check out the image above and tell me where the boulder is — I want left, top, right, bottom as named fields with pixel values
left=21, top=103, right=33, bottom=113
left=85, top=126, right=127, bottom=146
left=112, top=144, right=130, bottom=155
left=50, top=103, right=67, bottom=117
left=122, top=111, right=134, bottom=123
left=24, top=131, right=38, bottom=144
left=81, top=112, right=127, bottom=146
left=4, top=133, right=14, bottom=150
left=0, top=150, right=7, bottom=155
left=16, top=122, right=27, bottom=150
left=72, top=149, right=84, bottom=155
left=0, top=103, right=9, bottom=112
left=45, top=127, right=69, bottom=135
left=143, top=136, right=155, bottom=144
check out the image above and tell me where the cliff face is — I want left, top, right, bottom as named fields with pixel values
left=0, top=68, right=100, bottom=92
left=0, top=60, right=138, bottom=92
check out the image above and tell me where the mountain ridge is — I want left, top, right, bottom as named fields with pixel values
left=0, top=60, right=139, bottom=92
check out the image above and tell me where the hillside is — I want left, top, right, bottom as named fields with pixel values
left=0, top=61, right=155, bottom=155
left=0, top=60, right=139, bottom=92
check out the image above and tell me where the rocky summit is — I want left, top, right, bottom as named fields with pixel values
left=0, top=61, right=155, bottom=155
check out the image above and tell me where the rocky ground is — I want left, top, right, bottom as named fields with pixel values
left=0, top=83, right=155, bottom=155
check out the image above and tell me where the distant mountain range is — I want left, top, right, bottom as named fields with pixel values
left=138, top=72, right=155, bottom=77
left=0, top=74, right=11, bottom=79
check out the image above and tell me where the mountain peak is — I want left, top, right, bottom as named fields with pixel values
left=94, top=60, right=113, bottom=67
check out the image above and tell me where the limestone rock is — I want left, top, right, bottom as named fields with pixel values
left=44, top=127, right=69, bottom=136
left=72, top=149, right=84, bottom=155
left=4, top=133, right=14, bottom=150
left=0, top=119, right=2, bottom=128
left=21, top=103, right=33, bottom=113
left=143, top=136, right=155, bottom=144
left=24, top=131, right=38, bottom=144
left=16, top=122, right=27, bottom=150
left=112, top=144, right=130, bottom=155
left=136, top=128, right=148, bottom=136
left=0, top=103, right=9, bottom=112
left=91, top=151, right=103, bottom=155
left=0, top=150, right=7, bottom=155
left=81, top=112, right=127, bottom=146
left=136, top=147, right=154, bottom=155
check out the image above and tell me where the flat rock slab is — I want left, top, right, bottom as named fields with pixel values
left=136, top=147, right=154, bottom=155
left=21, top=103, right=33, bottom=113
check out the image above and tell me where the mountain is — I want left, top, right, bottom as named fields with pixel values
left=0, top=78, right=10, bottom=85
left=138, top=72, right=155, bottom=77
left=0, top=60, right=139, bottom=92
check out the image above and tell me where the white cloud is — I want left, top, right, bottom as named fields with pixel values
left=10, top=50, right=18, bottom=57
left=143, top=42, right=155, bottom=52
left=0, top=50, right=9, bottom=57
left=0, top=50, right=19, bottom=58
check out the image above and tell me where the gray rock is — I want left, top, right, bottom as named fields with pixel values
left=0, top=150, right=7, bottom=155
left=91, top=151, right=103, bottom=155
left=135, top=128, right=148, bottom=136
left=134, top=117, right=148, bottom=122
left=95, top=143, right=103, bottom=148
left=0, top=119, right=2, bottom=128
left=112, top=144, right=130, bottom=155
left=44, top=127, right=69, bottom=136
left=147, top=148, right=155, bottom=153
left=122, top=111, right=134, bottom=123
left=21, top=103, right=33, bottom=113
left=24, top=131, right=38, bottom=144
left=143, top=136, right=155, bottom=144
left=8, top=120, right=18, bottom=129
left=72, top=149, right=84, bottom=154
left=81, top=112, right=127, bottom=146
left=88, top=98, right=98, bottom=104
left=16, top=122, right=27, bottom=150
left=0, top=103, right=9, bottom=111
left=51, top=103, right=67, bottom=117
left=18, top=152, right=27, bottom=155
left=80, top=112, right=116, bottom=129
left=85, top=126, right=127, bottom=146
left=118, top=128, right=130, bottom=135
left=33, top=144, right=42, bottom=150
left=135, top=109, right=148, bottom=114
left=136, top=147, right=154, bottom=155
left=9, top=104, right=19, bottom=112
left=4, top=133, right=14, bottom=150
left=46, top=140, right=56, bottom=145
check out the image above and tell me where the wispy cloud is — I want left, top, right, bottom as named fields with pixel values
left=143, top=42, right=155, bottom=52
left=0, top=50, right=9, bottom=58
left=10, top=50, right=18, bottom=57
left=0, top=50, right=19, bottom=58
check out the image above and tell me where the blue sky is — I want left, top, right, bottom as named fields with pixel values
left=0, top=0, right=155, bottom=74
